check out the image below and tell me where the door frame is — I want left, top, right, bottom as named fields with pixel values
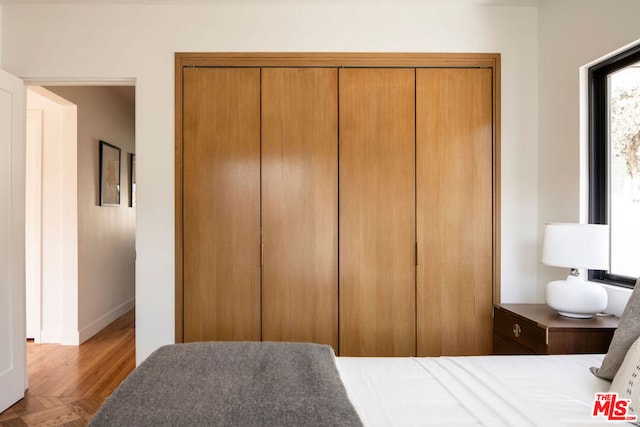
left=0, top=77, right=136, bottom=413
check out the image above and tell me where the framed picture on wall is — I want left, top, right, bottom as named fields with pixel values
left=129, top=153, right=136, bottom=208
left=99, top=140, right=121, bottom=206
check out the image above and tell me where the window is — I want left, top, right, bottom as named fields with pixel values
left=589, top=45, right=640, bottom=287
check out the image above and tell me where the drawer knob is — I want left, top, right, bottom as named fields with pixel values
left=512, top=323, right=522, bottom=338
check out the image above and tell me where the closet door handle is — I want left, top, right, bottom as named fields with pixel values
left=261, top=244, right=264, bottom=266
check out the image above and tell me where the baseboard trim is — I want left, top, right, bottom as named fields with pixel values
left=78, top=298, right=135, bottom=344
left=61, top=329, right=80, bottom=346
left=40, top=329, right=62, bottom=344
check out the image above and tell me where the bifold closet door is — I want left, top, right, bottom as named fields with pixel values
left=182, top=68, right=261, bottom=342
left=416, top=68, right=493, bottom=356
left=261, top=68, right=339, bottom=350
left=339, top=68, right=416, bottom=357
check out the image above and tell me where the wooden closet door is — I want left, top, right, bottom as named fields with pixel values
left=416, top=68, right=493, bottom=356
left=339, top=68, right=416, bottom=357
left=261, top=68, right=339, bottom=350
left=182, top=68, right=261, bottom=342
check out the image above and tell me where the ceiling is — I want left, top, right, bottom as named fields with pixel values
left=0, top=0, right=540, bottom=5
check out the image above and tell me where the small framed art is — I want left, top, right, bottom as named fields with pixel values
left=129, top=153, right=136, bottom=208
left=99, top=140, right=121, bottom=206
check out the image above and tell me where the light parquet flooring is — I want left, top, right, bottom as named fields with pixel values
left=0, top=310, right=135, bottom=426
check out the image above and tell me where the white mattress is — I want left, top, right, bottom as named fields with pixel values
left=336, top=354, right=621, bottom=426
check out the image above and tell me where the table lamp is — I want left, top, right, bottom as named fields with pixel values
left=541, top=223, right=609, bottom=318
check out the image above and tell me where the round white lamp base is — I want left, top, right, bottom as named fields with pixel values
left=545, top=276, right=608, bottom=319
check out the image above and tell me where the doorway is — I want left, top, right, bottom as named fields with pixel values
left=25, top=85, right=136, bottom=345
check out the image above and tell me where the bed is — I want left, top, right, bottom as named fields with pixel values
left=88, top=342, right=624, bottom=427
left=337, top=353, right=612, bottom=426
left=89, top=279, right=640, bottom=426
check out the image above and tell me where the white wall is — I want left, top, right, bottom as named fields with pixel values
left=2, top=3, right=539, bottom=363
left=25, top=110, right=42, bottom=342
left=537, top=0, right=640, bottom=314
left=45, top=86, right=136, bottom=343
left=25, top=87, right=78, bottom=344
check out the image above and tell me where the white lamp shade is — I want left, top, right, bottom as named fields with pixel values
left=541, top=223, right=609, bottom=270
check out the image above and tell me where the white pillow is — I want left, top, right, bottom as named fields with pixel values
left=592, top=277, right=640, bottom=380
left=610, top=335, right=640, bottom=425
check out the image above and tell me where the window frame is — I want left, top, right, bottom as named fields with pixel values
left=588, top=44, right=640, bottom=288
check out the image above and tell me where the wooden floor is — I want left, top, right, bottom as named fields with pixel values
left=0, top=310, right=135, bottom=426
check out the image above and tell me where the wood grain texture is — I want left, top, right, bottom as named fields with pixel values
left=175, top=54, right=184, bottom=343
left=496, top=304, right=619, bottom=330
left=493, top=304, right=619, bottom=355
left=261, top=68, right=339, bottom=350
left=176, top=52, right=499, bottom=68
left=175, top=54, right=502, bottom=355
left=492, top=56, right=502, bottom=306
left=182, top=68, right=261, bottom=342
left=416, top=68, right=494, bottom=356
left=0, top=310, right=134, bottom=426
left=339, top=68, right=416, bottom=357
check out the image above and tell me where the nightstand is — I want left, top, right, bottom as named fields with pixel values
left=493, top=303, right=619, bottom=355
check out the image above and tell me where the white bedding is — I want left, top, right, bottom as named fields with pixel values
left=336, top=354, right=621, bottom=426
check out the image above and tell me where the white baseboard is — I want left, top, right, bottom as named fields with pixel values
left=78, top=298, right=135, bottom=344
left=40, top=329, right=62, bottom=344
left=61, top=329, right=80, bottom=346
left=27, top=331, right=42, bottom=343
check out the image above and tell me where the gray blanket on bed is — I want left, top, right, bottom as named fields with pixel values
left=89, top=341, right=363, bottom=427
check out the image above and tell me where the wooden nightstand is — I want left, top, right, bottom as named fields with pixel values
left=494, top=304, right=619, bottom=355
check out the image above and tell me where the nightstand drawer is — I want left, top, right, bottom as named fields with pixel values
left=493, top=304, right=618, bottom=355
left=494, top=308, right=547, bottom=353
left=493, top=334, right=534, bottom=355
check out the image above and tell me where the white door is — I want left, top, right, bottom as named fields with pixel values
left=0, top=69, right=26, bottom=412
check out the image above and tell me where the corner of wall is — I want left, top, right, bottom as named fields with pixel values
left=78, top=298, right=135, bottom=344
left=26, top=87, right=80, bottom=345
left=60, top=330, right=80, bottom=346
left=43, top=86, right=136, bottom=345
left=61, top=103, right=79, bottom=346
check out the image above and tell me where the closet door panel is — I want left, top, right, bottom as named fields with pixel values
left=339, top=68, right=416, bottom=357
left=416, top=68, right=493, bottom=356
left=182, top=67, right=261, bottom=342
left=261, top=68, right=339, bottom=350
